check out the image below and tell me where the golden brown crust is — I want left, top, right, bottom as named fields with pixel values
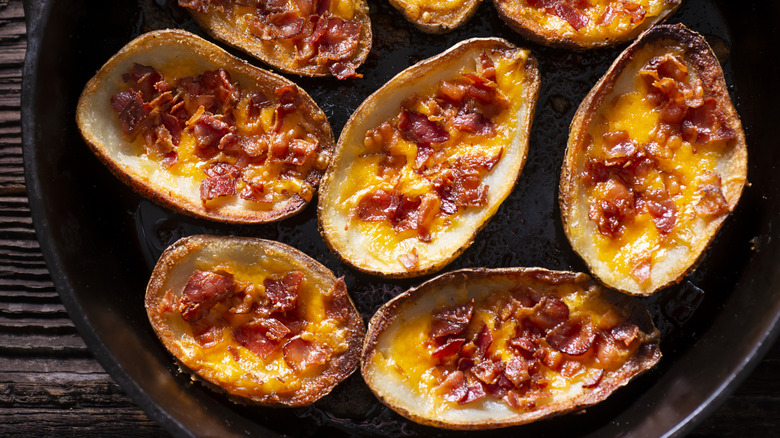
left=388, top=0, right=482, bottom=33
left=145, top=234, right=365, bottom=407
left=361, top=267, right=661, bottom=429
left=183, top=0, right=372, bottom=77
left=493, top=0, right=681, bottom=49
left=76, top=29, right=335, bottom=224
left=318, top=37, right=541, bottom=278
left=559, top=24, right=748, bottom=296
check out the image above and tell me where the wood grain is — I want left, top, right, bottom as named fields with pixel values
left=0, top=0, right=777, bottom=436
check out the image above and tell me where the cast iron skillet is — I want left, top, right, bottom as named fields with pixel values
left=21, top=0, right=780, bottom=436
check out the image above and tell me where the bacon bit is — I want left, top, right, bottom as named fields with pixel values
left=111, top=90, right=148, bottom=136
left=178, top=270, right=237, bottom=323
left=200, top=175, right=237, bottom=201
left=475, top=324, right=493, bottom=358
left=227, top=345, right=241, bottom=362
left=178, top=0, right=211, bottom=13
left=504, top=355, right=531, bottom=387
left=192, top=114, right=233, bottom=150
left=630, top=255, right=652, bottom=284
left=528, top=296, right=569, bottom=331
left=640, top=190, right=676, bottom=235
left=240, top=182, right=274, bottom=203
left=432, top=337, right=466, bottom=361
left=438, top=80, right=469, bottom=103
left=356, top=189, right=396, bottom=221
left=264, top=271, right=303, bottom=312
left=546, top=320, right=596, bottom=356
left=431, top=300, right=474, bottom=339
left=234, top=322, right=282, bottom=359
left=471, top=360, right=504, bottom=385
left=602, top=130, right=637, bottom=161
left=553, top=3, right=588, bottom=30
left=398, top=109, right=449, bottom=145
left=484, top=374, right=514, bottom=399
left=589, top=178, right=635, bottom=237
left=509, top=336, right=537, bottom=355
left=611, top=322, right=639, bottom=347
left=282, top=337, right=330, bottom=371
left=596, top=5, right=617, bottom=26
left=245, top=90, right=272, bottom=120
left=595, top=333, right=625, bottom=369
left=623, top=2, right=646, bottom=24
left=582, top=368, right=605, bottom=388
left=415, top=143, right=434, bottom=169
left=438, top=370, right=469, bottom=403
left=478, top=52, right=497, bottom=81
left=451, top=112, right=495, bottom=136
left=682, top=99, right=736, bottom=144
left=274, top=84, right=300, bottom=118
left=318, top=17, right=362, bottom=61
left=560, top=360, right=584, bottom=378
left=537, top=347, right=563, bottom=371
left=460, top=382, right=486, bottom=404
left=695, top=177, right=729, bottom=216
left=191, top=320, right=223, bottom=347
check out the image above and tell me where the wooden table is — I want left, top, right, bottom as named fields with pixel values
left=1, top=0, right=778, bottom=435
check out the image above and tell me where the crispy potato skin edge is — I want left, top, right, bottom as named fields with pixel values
left=388, top=0, right=483, bottom=34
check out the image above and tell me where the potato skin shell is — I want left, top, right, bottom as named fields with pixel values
left=559, top=24, right=748, bottom=296
left=318, top=37, right=540, bottom=278
left=145, top=234, right=365, bottom=407
left=183, top=1, right=372, bottom=77
left=361, top=267, right=662, bottom=429
left=388, top=0, right=482, bottom=34
left=76, top=29, right=335, bottom=224
left=493, top=0, right=681, bottom=49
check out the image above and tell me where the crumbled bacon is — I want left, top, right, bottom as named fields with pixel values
left=432, top=337, right=466, bottom=361
left=233, top=321, right=283, bottom=359
left=431, top=300, right=474, bottom=339
left=546, top=320, right=596, bottom=356
left=695, top=173, right=729, bottom=216
left=528, top=297, right=569, bottom=330
left=264, top=271, right=303, bottom=312
left=111, top=90, right=148, bottom=136
left=398, top=109, right=449, bottom=145
left=438, top=370, right=468, bottom=403
left=611, top=322, right=639, bottom=347
left=178, top=270, right=238, bottom=323
left=282, top=337, right=330, bottom=372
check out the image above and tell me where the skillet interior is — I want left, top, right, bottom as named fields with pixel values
left=21, top=0, right=780, bottom=436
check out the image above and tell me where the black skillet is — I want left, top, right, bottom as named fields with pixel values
left=21, top=0, right=780, bottom=436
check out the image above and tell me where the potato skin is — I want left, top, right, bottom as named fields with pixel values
left=318, top=37, right=540, bottom=278
left=76, top=29, right=334, bottom=224
left=388, top=0, right=482, bottom=34
left=181, top=0, right=372, bottom=77
left=145, top=234, right=365, bottom=407
left=493, top=0, right=681, bottom=49
left=559, top=24, right=748, bottom=296
left=361, top=267, right=661, bottom=429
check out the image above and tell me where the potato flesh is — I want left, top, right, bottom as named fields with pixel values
left=569, top=43, right=741, bottom=293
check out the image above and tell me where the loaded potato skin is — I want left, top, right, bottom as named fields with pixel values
left=387, top=0, right=483, bottom=34
left=560, top=24, right=748, bottom=296
left=361, top=267, right=661, bottom=429
left=318, top=38, right=540, bottom=278
left=76, top=29, right=335, bottom=224
left=145, top=234, right=365, bottom=407
left=178, top=0, right=372, bottom=79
